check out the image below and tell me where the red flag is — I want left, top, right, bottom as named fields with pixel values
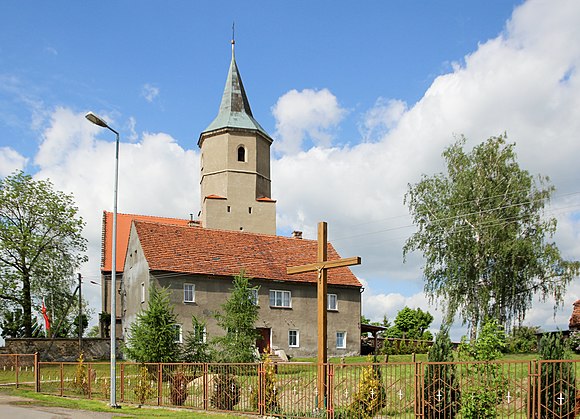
left=42, top=300, right=51, bottom=331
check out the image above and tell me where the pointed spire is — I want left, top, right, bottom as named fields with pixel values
left=200, top=38, right=271, bottom=142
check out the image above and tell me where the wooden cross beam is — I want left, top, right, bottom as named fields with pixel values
left=287, top=221, right=361, bottom=409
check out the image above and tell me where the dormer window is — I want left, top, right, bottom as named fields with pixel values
left=237, top=145, right=246, bottom=162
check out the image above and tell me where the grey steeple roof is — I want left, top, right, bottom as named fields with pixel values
left=200, top=42, right=271, bottom=142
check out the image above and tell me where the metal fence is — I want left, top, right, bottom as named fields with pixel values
left=1, top=355, right=576, bottom=418
left=0, top=353, right=37, bottom=390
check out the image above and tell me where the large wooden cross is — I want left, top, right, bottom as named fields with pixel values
left=287, top=221, right=361, bottom=409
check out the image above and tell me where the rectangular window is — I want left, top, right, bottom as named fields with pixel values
left=336, top=331, right=346, bottom=349
left=288, top=330, right=299, bottom=347
left=140, top=282, right=145, bottom=303
left=269, top=290, right=291, bottom=308
left=328, top=294, right=338, bottom=311
left=173, top=324, right=183, bottom=343
left=184, top=283, right=195, bottom=303
left=250, top=288, right=259, bottom=305
left=193, top=324, right=207, bottom=343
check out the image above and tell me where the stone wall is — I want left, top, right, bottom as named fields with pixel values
left=0, top=338, right=123, bottom=362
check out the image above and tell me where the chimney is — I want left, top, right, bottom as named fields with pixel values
left=292, top=231, right=303, bottom=239
left=188, top=213, right=196, bottom=227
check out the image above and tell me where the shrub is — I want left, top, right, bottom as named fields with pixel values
left=531, top=333, right=576, bottom=418
left=250, top=351, right=279, bottom=414
left=72, top=353, right=90, bottom=395
left=169, top=369, right=190, bottom=406
left=134, top=366, right=155, bottom=406
left=210, top=373, right=240, bottom=410
left=424, top=328, right=460, bottom=418
left=345, top=359, right=387, bottom=418
left=506, top=326, right=540, bottom=353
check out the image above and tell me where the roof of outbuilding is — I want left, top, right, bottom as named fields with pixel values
left=101, top=211, right=194, bottom=273
left=570, top=299, right=580, bottom=330
left=199, top=43, right=271, bottom=145
left=132, top=220, right=362, bottom=288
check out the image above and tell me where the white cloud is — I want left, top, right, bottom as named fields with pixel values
left=141, top=83, right=160, bottom=103
left=0, top=147, right=27, bottom=176
left=273, top=0, right=580, bottom=335
left=358, top=98, right=407, bottom=142
left=32, top=108, right=198, bottom=319
left=272, top=88, right=347, bottom=155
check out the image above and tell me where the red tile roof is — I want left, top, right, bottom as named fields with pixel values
left=133, top=220, right=362, bottom=288
left=570, top=299, right=580, bottom=330
left=101, top=211, right=194, bottom=273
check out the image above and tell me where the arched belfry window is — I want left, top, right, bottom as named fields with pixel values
left=237, top=145, right=246, bottom=162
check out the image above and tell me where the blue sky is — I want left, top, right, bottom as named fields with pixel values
left=2, top=0, right=580, bottom=340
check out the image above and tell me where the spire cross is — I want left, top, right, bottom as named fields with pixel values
left=287, top=221, right=361, bottom=409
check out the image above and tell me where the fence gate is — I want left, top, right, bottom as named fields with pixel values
left=534, top=360, right=577, bottom=419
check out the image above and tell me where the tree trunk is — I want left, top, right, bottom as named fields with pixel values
left=21, top=267, right=33, bottom=337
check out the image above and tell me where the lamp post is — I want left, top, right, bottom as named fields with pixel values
left=85, top=111, right=120, bottom=408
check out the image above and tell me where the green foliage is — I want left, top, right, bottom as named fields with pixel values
left=169, top=369, right=190, bottom=406
left=345, top=360, right=387, bottom=418
left=532, top=333, right=576, bottom=418
left=424, top=327, right=460, bottom=419
left=404, top=135, right=580, bottom=335
left=212, top=270, right=259, bottom=363
left=458, top=319, right=507, bottom=418
left=86, top=325, right=100, bottom=338
left=567, top=331, right=580, bottom=354
left=182, top=315, right=212, bottom=363
left=72, top=353, right=90, bottom=395
left=392, top=306, right=434, bottom=339
left=99, top=311, right=111, bottom=338
left=210, top=373, right=240, bottom=410
left=134, top=366, right=155, bottom=405
left=124, top=285, right=181, bottom=363
left=506, top=325, right=540, bottom=353
left=0, top=171, right=88, bottom=337
left=251, top=351, right=279, bottom=414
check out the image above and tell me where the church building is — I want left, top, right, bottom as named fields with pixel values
left=102, top=40, right=363, bottom=358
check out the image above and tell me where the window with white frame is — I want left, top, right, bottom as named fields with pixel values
left=173, top=324, right=183, bottom=343
left=140, top=282, right=145, bottom=303
left=336, top=331, right=346, bottom=349
left=250, top=288, right=259, bottom=305
left=288, top=330, right=299, bottom=347
left=328, top=294, right=338, bottom=311
left=184, top=283, right=195, bottom=303
left=269, top=290, right=291, bottom=308
left=193, top=324, right=207, bottom=343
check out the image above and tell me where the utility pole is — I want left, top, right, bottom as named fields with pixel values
left=78, top=273, right=82, bottom=354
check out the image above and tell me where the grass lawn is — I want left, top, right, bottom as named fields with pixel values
left=0, top=387, right=250, bottom=418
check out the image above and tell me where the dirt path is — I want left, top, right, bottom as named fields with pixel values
left=0, top=393, right=118, bottom=418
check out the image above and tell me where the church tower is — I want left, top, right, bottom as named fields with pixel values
left=198, top=40, right=276, bottom=235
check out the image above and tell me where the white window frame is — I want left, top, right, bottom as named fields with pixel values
left=173, top=324, right=183, bottom=343
left=184, top=283, right=195, bottom=303
left=269, top=290, right=291, bottom=308
left=288, top=330, right=300, bottom=348
left=336, top=331, right=346, bottom=349
left=328, top=294, right=338, bottom=311
left=140, top=282, right=145, bottom=303
left=250, top=289, right=259, bottom=305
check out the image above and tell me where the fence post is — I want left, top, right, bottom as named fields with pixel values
left=327, top=363, right=334, bottom=419
left=415, top=360, right=422, bottom=418
left=258, top=362, right=265, bottom=415
left=60, top=362, right=64, bottom=397
left=157, top=363, right=163, bottom=406
left=120, top=363, right=125, bottom=402
left=15, top=354, right=19, bottom=388
left=34, top=352, right=39, bottom=393
left=203, top=363, right=208, bottom=410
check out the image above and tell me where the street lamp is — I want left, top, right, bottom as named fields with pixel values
left=85, top=111, right=120, bottom=408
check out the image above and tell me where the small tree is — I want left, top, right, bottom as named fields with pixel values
left=424, top=327, right=460, bottom=418
left=532, top=333, right=576, bottom=418
left=182, top=315, right=211, bottom=363
left=506, top=325, right=540, bottom=354
left=0, top=171, right=88, bottom=337
left=124, top=285, right=180, bottom=363
left=345, top=357, right=387, bottom=418
left=458, top=318, right=507, bottom=418
left=212, top=270, right=259, bottom=363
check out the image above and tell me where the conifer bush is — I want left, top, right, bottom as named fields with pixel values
left=345, top=358, right=387, bottom=418
left=423, top=328, right=460, bottom=418
left=530, top=333, right=576, bottom=418
left=134, top=366, right=155, bottom=406
left=251, top=351, right=279, bottom=414
left=72, top=352, right=90, bottom=395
